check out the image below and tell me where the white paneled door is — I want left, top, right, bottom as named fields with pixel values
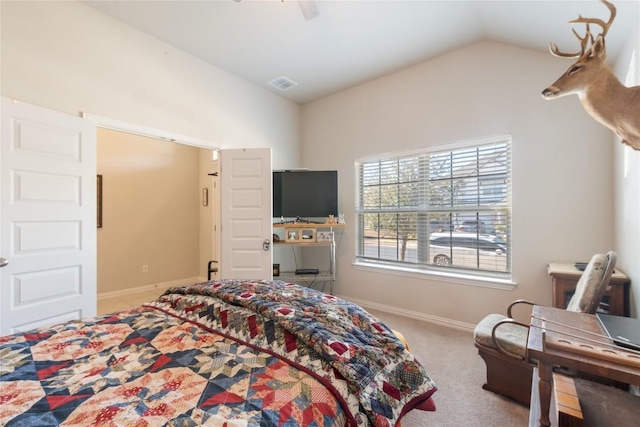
left=0, top=98, right=97, bottom=335
left=220, top=148, right=272, bottom=280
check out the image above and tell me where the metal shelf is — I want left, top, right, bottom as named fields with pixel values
left=276, top=272, right=332, bottom=282
left=274, top=241, right=332, bottom=247
left=272, top=223, right=342, bottom=294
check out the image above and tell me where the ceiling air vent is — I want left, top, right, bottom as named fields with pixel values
left=268, top=76, right=298, bottom=91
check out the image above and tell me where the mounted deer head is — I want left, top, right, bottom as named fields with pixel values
left=542, top=0, right=640, bottom=150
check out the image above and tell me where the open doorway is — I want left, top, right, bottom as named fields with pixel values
left=96, top=127, right=218, bottom=297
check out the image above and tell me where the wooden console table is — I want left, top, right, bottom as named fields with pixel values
left=527, top=306, right=640, bottom=427
left=548, top=263, right=630, bottom=317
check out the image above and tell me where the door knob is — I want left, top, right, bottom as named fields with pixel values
left=0, top=258, right=8, bottom=267
left=263, top=239, right=271, bottom=251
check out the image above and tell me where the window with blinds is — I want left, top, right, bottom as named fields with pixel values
left=355, top=135, right=512, bottom=277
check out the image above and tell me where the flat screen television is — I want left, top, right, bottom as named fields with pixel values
left=273, top=170, right=338, bottom=220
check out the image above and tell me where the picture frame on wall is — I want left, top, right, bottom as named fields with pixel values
left=97, top=174, right=103, bottom=228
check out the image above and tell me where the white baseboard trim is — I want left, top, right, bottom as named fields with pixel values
left=99, top=282, right=475, bottom=332
left=337, top=294, right=475, bottom=332
left=98, top=276, right=204, bottom=300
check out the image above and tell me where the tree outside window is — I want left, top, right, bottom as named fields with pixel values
left=356, top=136, right=511, bottom=277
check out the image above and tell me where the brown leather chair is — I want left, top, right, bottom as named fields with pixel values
left=473, top=251, right=616, bottom=406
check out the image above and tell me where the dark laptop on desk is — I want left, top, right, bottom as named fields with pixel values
left=596, top=312, right=640, bottom=351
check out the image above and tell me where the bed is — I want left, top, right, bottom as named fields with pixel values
left=0, top=279, right=437, bottom=426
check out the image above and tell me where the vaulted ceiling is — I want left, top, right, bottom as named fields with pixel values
left=83, top=0, right=639, bottom=105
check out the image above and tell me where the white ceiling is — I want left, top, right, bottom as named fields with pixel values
left=83, top=0, right=639, bottom=105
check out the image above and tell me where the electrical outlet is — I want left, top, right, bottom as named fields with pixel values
left=142, top=265, right=149, bottom=273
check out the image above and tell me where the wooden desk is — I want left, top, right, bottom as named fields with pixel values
left=547, top=263, right=630, bottom=317
left=527, top=306, right=640, bottom=427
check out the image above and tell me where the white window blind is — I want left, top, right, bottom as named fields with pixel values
left=355, top=136, right=512, bottom=277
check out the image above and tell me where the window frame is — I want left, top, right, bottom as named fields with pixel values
left=354, top=134, right=513, bottom=284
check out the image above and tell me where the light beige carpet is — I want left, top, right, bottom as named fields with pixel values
left=368, top=309, right=529, bottom=427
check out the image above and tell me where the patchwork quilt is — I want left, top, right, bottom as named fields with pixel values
left=0, top=280, right=437, bottom=426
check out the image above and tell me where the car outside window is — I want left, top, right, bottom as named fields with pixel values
left=355, top=135, right=512, bottom=278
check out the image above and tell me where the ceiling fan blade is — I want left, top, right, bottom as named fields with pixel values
left=298, top=0, right=319, bottom=21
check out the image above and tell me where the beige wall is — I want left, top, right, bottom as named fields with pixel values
left=1, top=0, right=301, bottom=294
left=614, top=18, right=640, bottom=317
left=0, top=1, right=301, bottom=169
left=97, top=128, right=201, bottom=294
left=198, top=151, right=219, bottom=280
left=302, top=41, right=615, bottom=328
left=3, top=0, right=636, bottom=327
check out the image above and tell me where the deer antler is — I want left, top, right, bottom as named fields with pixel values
left=549, top=25, right=593, bottom=58
left=543, top=0, right=640, bottom=151
left=569, top=0, right=616, bottom=38
left=548, top=0, right=616, bottom=58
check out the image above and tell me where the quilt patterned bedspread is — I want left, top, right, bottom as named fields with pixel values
left=0, top=280, right=436, bottom=427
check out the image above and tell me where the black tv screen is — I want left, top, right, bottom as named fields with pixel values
left=273, top=170, right=338, bottom=219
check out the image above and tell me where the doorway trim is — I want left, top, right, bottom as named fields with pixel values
left=82, top=113, right=226, bottom=151
left=86, top=112, right=222, bottom=292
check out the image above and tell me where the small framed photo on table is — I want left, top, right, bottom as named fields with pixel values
left=285, top=229, right=301, bottom=242
left=316, top=231, right=334, bottom=242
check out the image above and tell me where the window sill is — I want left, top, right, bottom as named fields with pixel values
left=353, top=261, right=517, bottom=290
